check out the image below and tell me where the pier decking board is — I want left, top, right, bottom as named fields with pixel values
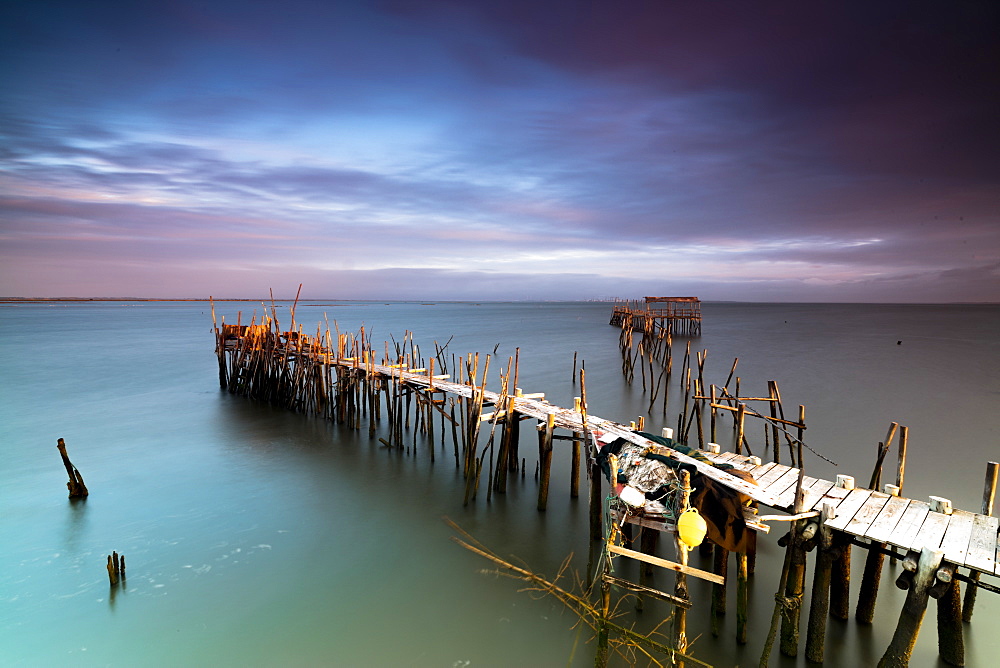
left=825, top=489, right=875, bottom=531
left=912, top=510, right=952, bottom=552
left=766, top=467, right=803, bottom=498
left=865, top=496, right=911, bottom=543
left=888, top=501, right=931, bottom=550
left=843, top=491, right=893, bottom=536
left=756, top=463, right=794, bottom=489
left=774, top=474, right=819, bottom=509
left=965, top=514, right=998, bottom=574
left=938, top=510, right=976, bottom=566
left=800, top=479, right=836, bottom=511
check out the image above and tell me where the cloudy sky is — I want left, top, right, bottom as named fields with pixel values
left=2, top=1, right=998, bottom=301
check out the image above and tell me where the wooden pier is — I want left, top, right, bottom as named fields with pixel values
left=211, top=300, right=996, bottom=667
left=610, top=297, right=702, bottom=336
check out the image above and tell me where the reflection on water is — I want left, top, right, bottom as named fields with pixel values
left=0, top=301, right=997, bottom=666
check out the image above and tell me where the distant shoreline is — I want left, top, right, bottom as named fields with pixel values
left=0, top=297, right=995, bottom=306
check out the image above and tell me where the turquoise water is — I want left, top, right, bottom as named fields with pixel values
left=1, top=301, right=997, bottom=666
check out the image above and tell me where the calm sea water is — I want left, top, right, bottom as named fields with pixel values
left=1, top=301, right=997, bottom=667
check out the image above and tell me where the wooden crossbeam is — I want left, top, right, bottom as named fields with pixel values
left=608, top=544, right=725, bottom=585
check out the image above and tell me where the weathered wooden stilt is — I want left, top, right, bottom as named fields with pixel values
left=735, top=402, right=746, bottom=456
left=829, top=476, right=855, bottom=621
left=779, top=526, right=807, bottom=656
left=806, top=504, right=837, bottom=662
left=571, top=428, right=582, bottom=498
left=736, top=551, right=749, bottom=644
left=878, top=547, right=944, bottom=668
left=635, top=526, right=659, bottom=613
left=779, top=457, right=809, bottom=657
left=536, top=413, right=555, bottom=511
left=711, top=545, right=728, bottom=637
left=936, top=573, right=964, bottom=666
left=673, top=469, right=692, bottom=660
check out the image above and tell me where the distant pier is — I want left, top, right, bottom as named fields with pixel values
left=610, top=296, right=702, bottom=336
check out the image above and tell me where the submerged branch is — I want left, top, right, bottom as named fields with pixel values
left=445, top=518, right=711, bottom=667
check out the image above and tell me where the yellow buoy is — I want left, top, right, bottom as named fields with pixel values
left=677, top=507, right=707, bottom=549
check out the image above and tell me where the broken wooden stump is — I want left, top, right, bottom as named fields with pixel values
left=106, top=551, right=125, bottom=585
left=56, top=437, right=88, bottom=498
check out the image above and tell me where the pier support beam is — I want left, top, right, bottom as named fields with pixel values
left=936, top=574, right=965, bottom=666
left=878, top=547, right=944, bottom=668
left=806, top=504, right=836, bottom=662
left=536, top=413, right=555, bottom=511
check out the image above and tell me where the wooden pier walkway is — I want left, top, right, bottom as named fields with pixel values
left=219, top=329, right=999, bottom=581
left=213, top=303, right=997, bottom=666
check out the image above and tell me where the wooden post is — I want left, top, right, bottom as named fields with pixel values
left=56, top=438, right=88, bottom=498
left=570, top=428, right=582, bottom=498
left=767, top=381, right=779, bottom=462
left=106, top=551, right=124, bottom=585
left=760, top=512, right=797, bottom=665
left=107, top=555, right=117, bottom=585
left=597, top=553, right=611, bottom=668
left=674, top=469, right=692, bottom=659
left=963, top=460, right=997, bottom=622
left=537, top=413, right=555, bottom=511
left=711, top=546, right=728, bottom=637
left=895, top=425, right=908, bottom=491
left=830, top=476, right=854, bottom=620
left=779, top=523, right=808, bottom=656
left=709, top=384, right=718, bottom=444
left=936, top=571, right=964, bottom=666
left=878, top=547, right=944, bottom=667
left=857, top=484, right=901, bottom=624
left=636, top=527, right=659, bottom=613
left=806, top=504, right=837, bottom=662
left=735, top=403, right=745, bottom=456
left=736, top=551, right=749, bottom=644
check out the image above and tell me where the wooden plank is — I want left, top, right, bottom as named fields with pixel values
left=843, top=491, right=893, bottom=537
left=756, top=463, right=794, bottom=488
left=801, top=479, right=836, bottom=511
left=729, top=454, right=764, bottom=470
left=774, top=475, right=820, bottom=509
left=864, top=495, right=911, bottom=543
left=746, top=460, right=779, bottom=480
left=764, top=468, right=801, bottom=501
left=708, top=452, right=741, bottom=465
left=909, top=509, right=951, bottom=553
left=825, top=489, right=874, bottom=531
left=964, top=514, right=998, bottom=574
left=888, top=500, right=930, bottom=550
left=938, top=510, right=976, bottom=566
left=612, top=509, right=676, bottom=534
left=806, top=483, right=852, bottom=516
left=608, top=544, right=725, bottom=585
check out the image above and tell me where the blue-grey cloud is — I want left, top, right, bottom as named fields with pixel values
left=1, top=0, right=997, bottom=301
